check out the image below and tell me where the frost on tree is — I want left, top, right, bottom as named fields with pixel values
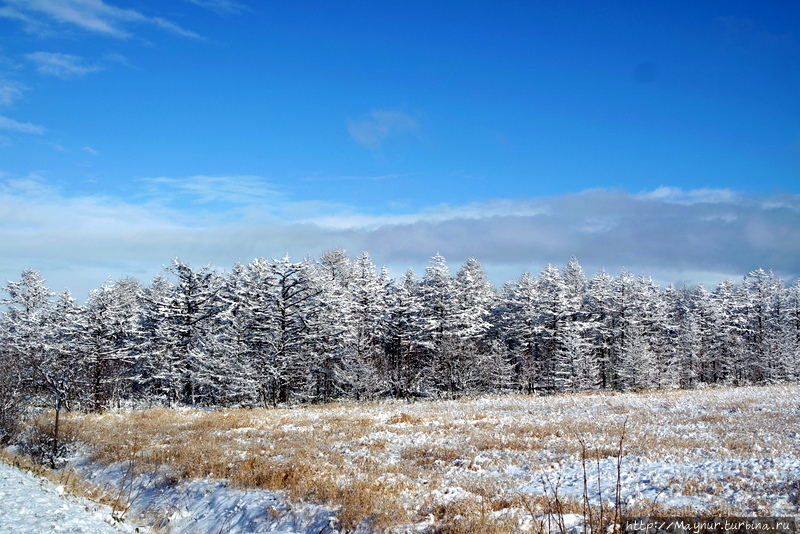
left=1, top=253, right=799, bottom=410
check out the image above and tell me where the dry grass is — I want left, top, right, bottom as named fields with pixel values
left=15, top=385, right=800, bottom=533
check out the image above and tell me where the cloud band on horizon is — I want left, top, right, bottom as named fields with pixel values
left=1, top=176, right=797, bottom=297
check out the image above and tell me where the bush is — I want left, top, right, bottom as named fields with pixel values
left=14, top=411, right=74, bottom=468
left=0, top=365, right=24, bottom=445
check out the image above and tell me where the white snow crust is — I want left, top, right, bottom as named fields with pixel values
left=3, top=385, right=799, bottom=533
left=0, top=460, right=136, bottom=533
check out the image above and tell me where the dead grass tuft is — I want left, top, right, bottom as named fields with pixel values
left=387, top=412, right=423, bottom=425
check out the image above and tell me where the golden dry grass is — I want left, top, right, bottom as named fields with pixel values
left=15, top=384, right=800, bottom=533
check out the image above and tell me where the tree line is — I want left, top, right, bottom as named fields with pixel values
left=2, top=249, right=799, bottom=438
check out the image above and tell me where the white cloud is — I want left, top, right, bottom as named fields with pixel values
left=0, top=0, right=200, bottom=39
left=0, top=114, right=46, bottom=134
left=301, top=198, right=548, bottom=230
left=1, top=180, right=798, bottom=300
left=26, top=51, right=102, bottom=78
left=347, top=110, right=418, bottom=149
left=639, top=186, right=739, bottom=204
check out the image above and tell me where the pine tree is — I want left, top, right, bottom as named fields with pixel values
left=249, top=256, right=321, bottom=405
left=1, top=271, right=56, bottom=398
left=1, top=270, right=54, bottom=368
left=500, top=272, right=541, bottom=393
left=449, top=258, right=498, bottom=393
left=661, top=285, right=700, bottom=388
left=140, top=260, right=224, bottom=406
left=742, top=269, right=784, bottom=383
left=561, top=257, right=596, bottom=391
left=420, top=254, right=484, bottom=396
left=711, top=279, right=747, bottom=384
left=83, top=277, right=142, bottom=409
left=452, top=258, right=495, bottom=343
left=782, top=280, right=800, bottom=382
left=213, top=261, right=264, bottom=406
left=1, top=271, right=81, bottom=465
left=585, top=270, right=615, bottom=390
left=384, top=269, right=427, bottom=398
left=337, top=251, right=388, bottom=399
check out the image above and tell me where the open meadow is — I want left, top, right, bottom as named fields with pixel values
left=14, top=384, right=800, bottom=533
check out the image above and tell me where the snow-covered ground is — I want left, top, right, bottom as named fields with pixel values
left=0, top=460, right=139, bottom=533
left=6, top=385, right=800, bottom=533
left=0, top=458, right=339, bottom=534
left=69, top=458, right=341, bottom=534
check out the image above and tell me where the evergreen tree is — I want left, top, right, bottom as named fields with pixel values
left=214, top=261, right=261, bottom=406
left=1, top=272, right=79, bottom=465
left=500, top=272, right=541, bottom=393
left=311, top=249, right=354, bottom=400
left=83, top=277, right=142, bottom=409
left=419, top=254, right=458, bottom=394
left=585, top=270, right=616, bottom=390
left=384, top=269, right=427, bottom=398
left=711, top=279, right=747, bottom=384
left=140, top=260, right=224, bottom=406
left=782, top=280, right=800, bottom=382
left=660, top=285, right=700, bottom=388
left=742, top=269, right=784, bottom=383
left=251, top=256, right=321, bottom=405
left=561, top=257, right=595, bottom=391
left=338, top=251, right=388, bottom=399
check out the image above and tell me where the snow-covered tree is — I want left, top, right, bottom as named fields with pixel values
left=500, top=272, right=541, bottom=393
left=710, top=279, right=747, bottom=384
left=139, top=260, right=224, bottom=406
left=1, top=272, right=82, bottom=465
left=245, top=256, right=322, bottom=405
left=452, top=258, right=495, bottom=343
left=3, top=252, right=799, bottom=410
left=419, top=254, right=485, bottom=395
left=1, top=270, right=54, bottom=364
left=83, top=277, right=142, bottom=409
left=336, top=251, right=388, bottom=399
left=742, top=269, right=784, bottom=383
left=312, top=248, right=356, bottom=400
left=384, top=269, right=427, bottom=398
left=535, top=264, right=575, bottom=392
left=660, top=285, right=700, bottom=388
left=585, top=270, right=616, bottom=390
left=614, top=273, right=662, bottom=391
left=782, top=279, right=800, bottom=382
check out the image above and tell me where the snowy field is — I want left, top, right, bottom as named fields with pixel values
left=5, top=384, right=800, bottom=533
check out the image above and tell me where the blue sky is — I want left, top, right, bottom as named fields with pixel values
left=1, top=0, right=799, bottom=298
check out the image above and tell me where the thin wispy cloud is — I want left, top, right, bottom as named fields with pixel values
left=301, top=173, right=404, bottom=183
left=0, top=0, right=200, bottom=39
left=26, top=51, right=102, bottom=78
left=302, top=198, right=549, bottom=230
left=348, top=110, right=418, bottom=149
left=0, top=114, right=46, bottom=134
left=142, top=175, right=282, bottom=207
left=0, top=81, right=25, bottom=106
left=185, top=0, right=250, bottom=15
left=638, top=186, right=740, bottom=205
